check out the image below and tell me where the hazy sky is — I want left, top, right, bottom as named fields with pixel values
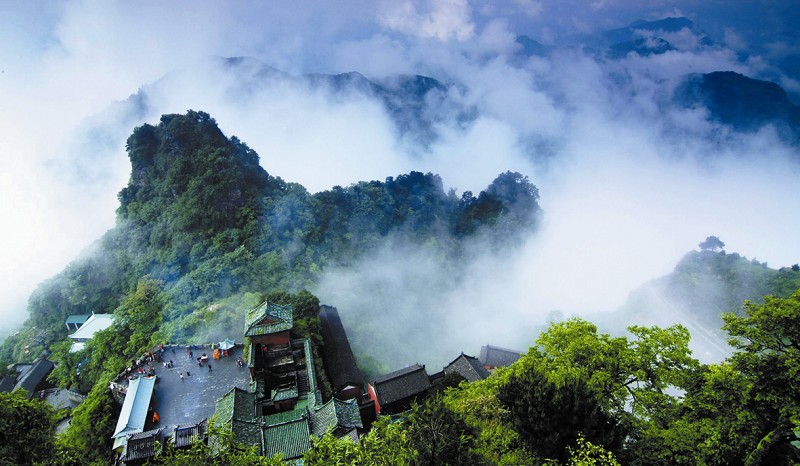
left=1, top=1, right=798, bottom=355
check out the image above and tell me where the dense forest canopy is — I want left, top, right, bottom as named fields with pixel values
left=0, top=110, right=798, bottom=465
left=3, top=2, right=800, bottom=463
left=616, top=247, right=800, bottom=333
left=0, top=110, right=541, bottom=365
left=304, top=292, right=800, bottom=465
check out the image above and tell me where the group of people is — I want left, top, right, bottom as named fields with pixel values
left=117, top=343, right=243, bottom=385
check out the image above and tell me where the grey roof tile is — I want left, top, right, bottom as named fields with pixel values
left=371, top=364, right=431, bottom=406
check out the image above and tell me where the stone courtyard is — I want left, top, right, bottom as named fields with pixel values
left=139, top=344, right=251, bottom=431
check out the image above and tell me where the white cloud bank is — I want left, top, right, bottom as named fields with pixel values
left=0, top=0, right=798, bottom=369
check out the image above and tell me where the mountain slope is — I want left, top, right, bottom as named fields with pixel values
left=674, top=71, right=800, bottom=143
left=614, top=248, right=800, bottom=361
left=1, top=110, right=541, bottom=362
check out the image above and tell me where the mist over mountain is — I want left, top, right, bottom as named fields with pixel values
left=3, top=4, right=800, bottom=464
left=1, top=2, right=799, bottom=368
left=609, top=244, right=800, bottom=363
left=602, top=17, right=713, bottom=53
left=0, top=110, right=541, bottom=366
left=219, top=56, right=477, bottom=148
left=675, top=71, right=800, bottom=143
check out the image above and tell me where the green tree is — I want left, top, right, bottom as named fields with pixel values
left=534, top=319, right=697, bottom=418
left=305, top=416, right=417, bottom=465
left=499, top=319, right=698, bottom=462
left=0, top=390, right=57, bottom=465
left=408, top=394, right=482, bottom=465
left=148, top=423, right=284, bottom=465
left=498, top=359, right=621, bottom=463
left=57, top=372, right=120, bottom=465
left=443, top=369, right=536, bottom=465
left=626, top=291, right=800, bottom=466
left=722, top=292, right=800, bottom=465
left=567, top=434, right=621, bottom=466
left=49, top=278, right=165, bottom=392
left=48, top=338, right=85, bottom=390
left=115, top=277, right=165, bottom=357
left=699, top=235, right=725, bottom=252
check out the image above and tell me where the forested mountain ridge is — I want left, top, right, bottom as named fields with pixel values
left=610, top=240, right=800, bottom=362
left=181, top=56, right=474, bottom=147
left=1, top=114, right=798, bottom=465
left=624, top=245, right=800, bottom=327
left=663, top=249, right=800, bottom=322
left=0, top=110, right=541, bottom=364
left=675, top=71, right=800, bottom=143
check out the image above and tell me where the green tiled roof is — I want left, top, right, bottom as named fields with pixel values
left=213, top=388, right=258, bottom=425
left=303, top=339, right=318, bottom=395
left=333, top=398, right=363, bottom=430
left=371, top=364, right=431, bottom=406
left=264, top=407, right=306, bottom=425
left=213, top=388, right=261, bottom=448
left=262, top=418, right=312, bottom=460
left=245, top=301, right=293, bottom=337
left=65, top=314, right=90, bottom=325
left=309, top=398, right=363, bottom=437
left=444, top=353, right=490, bottom=382
left=271, top=385, right=298, bottom=402
left=309, top=400, right=337, bottom=437
left=232, top=420, right=262, bottom=449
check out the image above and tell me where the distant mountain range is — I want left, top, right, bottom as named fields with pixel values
left=601, top=17, right=714, bottom=56
left=173, top=56, right=477, bottom=149
left=675, top=71, right=800, bottom=142
left=514, top=16, right=800, bottom=146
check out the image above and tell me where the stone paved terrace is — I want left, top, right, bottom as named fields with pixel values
left=132, top=344, right=251, bottom=432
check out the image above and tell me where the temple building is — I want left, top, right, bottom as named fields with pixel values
left=318, top=305, right=366, bottom=401
left=367, top=363, right=431, bottom=415
left=0, top=357, right=55, bottom=399
left=68, top=313, right=114, bottom=353
left=478, top=344, right=522, bottom=371
left=443, top=353, right=491, bottom=382
left=106, top=300, right=513, bottom=462
left=213, top=300, right=368, bottom=461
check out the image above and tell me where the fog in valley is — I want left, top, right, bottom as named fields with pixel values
left=1, top=1, right=798, bottom=370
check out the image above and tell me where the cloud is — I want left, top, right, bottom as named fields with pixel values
left=0, top=0, right=798, bottom=369
left=512, top=0, right=544, bottom=17
left=378, top=0, right=475, bottom=41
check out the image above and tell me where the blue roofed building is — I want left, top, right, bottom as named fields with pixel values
left=69, top=313, right=114, bottom=353
left=112, top=376, right=156, bottom=450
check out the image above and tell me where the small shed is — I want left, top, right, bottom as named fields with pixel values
left=121, top=428, right=164, bottom=464
left=174, top=419, right=208, bottom=448
left=65, top=314, right=90, bottom=332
